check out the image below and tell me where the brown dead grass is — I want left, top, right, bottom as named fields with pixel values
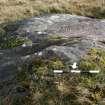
left=0, top=0, right=105, bottom=22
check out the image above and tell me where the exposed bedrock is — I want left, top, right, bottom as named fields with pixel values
left=0, top=14, right=105, bottom=100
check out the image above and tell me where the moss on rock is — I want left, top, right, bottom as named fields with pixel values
left=0, top=36, right=24, bottom=49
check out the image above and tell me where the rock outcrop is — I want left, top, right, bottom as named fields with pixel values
left=0, top=14, right=105, bottom=105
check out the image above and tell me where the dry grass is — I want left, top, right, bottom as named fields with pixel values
left=0, top=0, right=105, bottom=22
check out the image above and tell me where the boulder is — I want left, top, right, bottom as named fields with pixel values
left=0, top=14, right=105, bottom=104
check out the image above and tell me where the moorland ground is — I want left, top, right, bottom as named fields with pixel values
left=0, top=0, right=105, bottom=22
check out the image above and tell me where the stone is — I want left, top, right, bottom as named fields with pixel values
left=0, top=14, right=105, bottom=103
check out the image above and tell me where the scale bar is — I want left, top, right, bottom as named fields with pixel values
left=53, top=70, right=100, bottom=74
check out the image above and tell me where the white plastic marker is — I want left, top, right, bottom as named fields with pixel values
left=53, top=70, right=63, bottom=74
left=71, top=70, right=81, bottom=73
left=22, top=43, right=27, bottom=47
left=71, top=62, right=78, bottom=69
left=89, top=70, right=100, bottom=73
left=38, top=52, right=43, bottom=56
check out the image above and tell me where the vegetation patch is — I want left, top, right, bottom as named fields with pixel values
left=15, top=57, right=69, bottom=105
left=31, top=57, right=65, bottom=77
left=0, top=24, right=24, bottom=49
left=0, top=25, right=33, bottom=49
left=0, top=0, right=105, bottom=22
left=0, top=35, right=24, bottom=49
left=79, top=48, right=105, bottom=72
left=84, top=6, right=105, bottom=19
left=5, top=48, right=105, bottom=105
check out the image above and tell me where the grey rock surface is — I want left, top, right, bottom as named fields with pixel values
left=15, top=14, right=105, bottom=62
left=0, top=14, right=105, bottom=101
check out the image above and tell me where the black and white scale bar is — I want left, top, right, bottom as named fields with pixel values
left=53, top=70, right=100, bottom=74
